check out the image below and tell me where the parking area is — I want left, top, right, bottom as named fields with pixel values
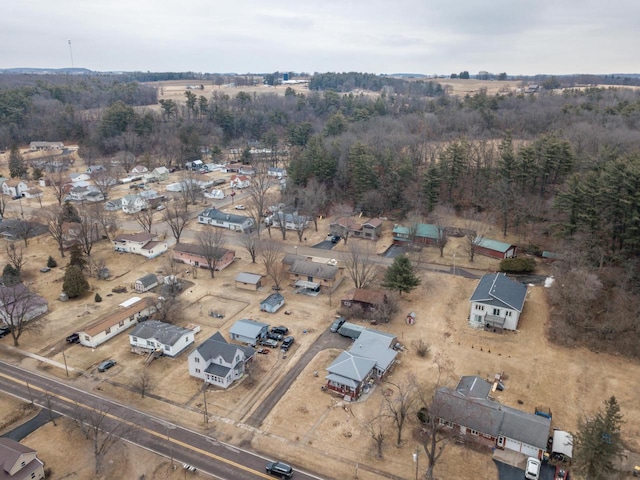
left=495, top=460, right=556, bottom=480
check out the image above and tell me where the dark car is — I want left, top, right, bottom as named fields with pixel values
left=97, top=359, right=116, bottom=372
left=66, top=333, right=80, bottom=344
left=330, top=235, right=341, bottom=243
left=0, top=326, right=11, bottom=338
left=270, top=326, right=289, bottom=336
left=266, top=461, right=293, bottom=478
left=330, top=317, right=346, bottom=333
left=267, top=332, right=283, bottom=341
left=259, top=338, right=279, bottom=349
left=281, top=336, right=294, bottom=351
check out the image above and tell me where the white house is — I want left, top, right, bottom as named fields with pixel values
left=21, top=187, right=43, bottom=199
left=121, top=194, right=148, bottom=214
left=130, top=165, right=149, bottom=175
left=30, top=141, right=64, bottom=151
left=129, top=320, right=195, bottom=357
left=469, top=273, right=528, bottom=331
left=229, top=175, right=251, bottom=189
left=152, top=166, right=170, bottom=180
left=86, top=165, right=106, bottom=174
left=267, top=211, right=310, bottom=231
left=69, top=172, right=91, bottom=183
left=229, top=319, right=269, bottom=346
left=267, top=167, right=287, bottom=179
left=188, top=332, right=255, bottom=389
left=135, top=273, right=159, bottom=292
left=0, top=285, right=48, bottom=326
left=104, top=198, right=123, bottom=211
left=78, top=297, right=157, bottom=348
left=204, top=189, right=225, bottom=200
left=0, top=438, right=45, bottom=480
left=2, top=180, right=29, bottom=197
left=113, top=232, right=168, bottom=259
left=198, top=208, right=254, bottom=232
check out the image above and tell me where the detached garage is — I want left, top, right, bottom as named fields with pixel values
left=235, top=272, right=263, bottom=291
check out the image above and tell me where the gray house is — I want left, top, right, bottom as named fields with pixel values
left=198, top=208, right=254, bottom=232
left=469, top=273, right=527, bottom=331
left=260, top=293, right=285, bottom=313
left=135, top=273, right=159, bottom=293
left=229, top=319, right=269, bottom=346
left=188, top=332, right=255, bottom=389
left=129, top=320, right=195, bottom=357
left=433, top=375, right=551, bottom=459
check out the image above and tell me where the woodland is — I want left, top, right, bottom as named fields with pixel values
left=1, top=72, right=640, bottom=357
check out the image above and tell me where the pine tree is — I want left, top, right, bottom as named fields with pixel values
left=2, top=264, right=20, bottom=286
left=63, top=265, right=89, bottom=298
left=573, top=396, right=625, bottom=480
left=68, top=244, right=87, bottom=270
left=47, top=256, right=58, bottom=268
left=382, top=255, right=421, bottom=297
left=8, top=145, right=27, bottom=179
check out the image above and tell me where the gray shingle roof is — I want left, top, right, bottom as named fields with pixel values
left=137, top=273, right=158, bottom=288
left=289, top=259, right=338, bottom=280
left=456, top=375, right=492, bottom=399
left=469, top=273, right=527, bottom=312
left=195, top=331, right=255, bottom=362
left=129, top=320, right=191, bottom=347
left=235, top=272, right=262, bottom=284
left=261, top=293, right=284, bottom=307
left=199, top=208, right=251, bottom=225
left=229, top=319, right=269, bottom=339
left=326, top=351, right=377, bottom=381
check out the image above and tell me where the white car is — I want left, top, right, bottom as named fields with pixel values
left=524, top=457, right=541, bottom=480
left=234, top=205, right=246, bottom=210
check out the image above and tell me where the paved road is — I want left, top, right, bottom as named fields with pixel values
left=0, top=361, right=324, bottom=480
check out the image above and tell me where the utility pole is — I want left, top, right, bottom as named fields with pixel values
left=413, top=446, right=419, bottom=480
left=202, top=384, right=209, bottom=423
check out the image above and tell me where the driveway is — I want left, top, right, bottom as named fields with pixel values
left=495, top=460, right=556, bottom=480
left=312, top=240, right=336, bottom=250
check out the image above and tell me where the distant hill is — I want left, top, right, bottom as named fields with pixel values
left=387, top=73, right=429, bottom=79
left=0, top=67, right=93, bottom=75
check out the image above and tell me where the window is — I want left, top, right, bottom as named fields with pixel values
left=119, top=320, right=124, bottom=327
left=164, top=345, right=170, bottom=351
left=195, top=368, right=200, bottom=373
left=132, top=337, right=137, bottom=342
left=31, top=473, right=36, bottom=479
left=21, top=461, right=26, bottom=467
left=493, top=308, right=500, bottom=316
left=476, top=304, right=484, bottom=311
left=469, top=429, right=479, bottom=436
left=506, top=311, right=512, bottom=317
left=146, top=340, right=154, bottom=347
left=105, top=327, right=111, bottom=334
left=194, top=357, right=200, bottom=363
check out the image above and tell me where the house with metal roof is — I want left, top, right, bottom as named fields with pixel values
left=197, top=208, right=254, bottom=232
left=433, top=375, right=551, bottom=459
left=135, top=273, right=159, bottom=293
left=469, top=273, right=527, bottom=331
left=235, top=272, right=263, bottom=291
left=260, top=293, right=285, bottom=313
left=188, top=332, right=255, bottom=389
left=474, top=237, right=517, bottom=259
left=229, top=319, right=269, bottom=346
left=129, top=320, right=195, bottom=357
left=392, top=223, right=443, bottom=246
left=0, top=437, right=45, bottom=480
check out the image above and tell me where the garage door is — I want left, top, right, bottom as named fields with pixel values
left=505, top=438, right=522, bottom=453
left=520, top=443, right=540, bottom=458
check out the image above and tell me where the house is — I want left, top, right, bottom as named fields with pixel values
left=84, top=190, right=105, bottom=202
left=21, top=187, right=43, bottom=199
left=0, top=284, right=48, bottom=325
left=121, top=194, right=148, bottom=214
left=69, top=172, right=91, bottom=183
left=223, top=163, right=243, bottom=173
left=197, top=208, right=254, bottom=233
left=235, top=272, right=263, bottom=291
left=288, top=258, right=343, bottom=293
left=188, top=332, right=255, bottom=389
left=2, top=180, right=29, bottom=197
left=173, top=243, right=235, bottom=272
left=152, top=166, right=170, bottom=181
left=185, top=159, right=203, bottom=171
left=267, top=211, right=310, bottom=231
left=104, top=198, right=123, bottom=211
left=325, top=328, right=398, bottom=400
left=433, top=375, right=551, bottom=459
left=267, top=167, right=287, bottom=179
left=130, top=165, right=148, bottom=175
left=129, top=320, right=195, bottom=357
left=86, top=165, right=106, bottom=174
left=229, top=175, right=251, bottom=189
left=330, top=218, right=384, bottom=240
left=239, top=166, right=255, bottom=175
left=228, top=319, right=269, bottom=346
left=392, top=223, right=442, bottom=246
left=135, top=273, right=159, bottom=292
left=62, top=221, right=102, bottom=250
left=0, top=438, right=45, bottom=480
left=474, top=237, right=517, bottom=259
left=260, top=293, right=285, bottom=313
left=336, top=321, right=367, bottom=340
left=204, top=189, right=225, bottom=200
left=77, top=296, right=157, bottom=348
left=114, top=232, right=168, bottom=259
left=341, top=288, right=387, bottom=312
left=30, top=141, right=64, bottom=151
left=469, top=273, right=527, bottom=331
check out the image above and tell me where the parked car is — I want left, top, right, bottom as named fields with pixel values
left=156, top=204, right=165, bottom=211
left=257, top=348, right=270, bottom=355
left=259, top=338, right=279, bottom=349
left=0, top=326, right=11, bottom=338
left=265, top=461, right=293, bottom=478
left=281, top=336, right=295, bottom=351
left=66, top=333, right=80, bottom=344
left=267, top=332, right=283, bottom=341
left=330, top=317, right=346, bottom=333
left=330, top=235, right=341, bottom=243
left=270, top=326, right=289, bottom=336
left=97, top=359, right=116, bottom=372
left=234, top=204, right=246, bottom=210
left=525, top=457, right=541, bottom=480
left=39, top=267, right=51, bottom=273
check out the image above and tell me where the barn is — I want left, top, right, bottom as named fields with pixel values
left=474, top=237, right=517, bottom=259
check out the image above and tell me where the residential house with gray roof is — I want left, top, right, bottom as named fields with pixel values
left=0, top=438, right=45, bottom=480
left=188, top=332, right=255, bottom=389
left=469, top=273, right=527, bottom=331
left=197, top=208, right=254, bottom=232
left=288, top=258, right=343, bottom=293
left=129, top=320, right=195, bottom=357
left=228, top=319, right=269, bottom=346
left=433, top=375, right=551, bottom=459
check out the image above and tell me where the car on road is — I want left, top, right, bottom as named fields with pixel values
left=281, top=336, right=294, bottom=352
left=234, top=204, right=246, bottom=210
left=330, top=316, right=346, bottom=333
left=524, top=457, right=541, bottom=480
left=0, top=326, right=11, bottom=338
left=259, top=338, right=279, bottom=349
left=66, top=333, right=80, bottom=344
left=265, top=461, right=293, bottom=478
left=97, top=359, right=116, bottom=372
left=270, top=326, right=289, bottom=336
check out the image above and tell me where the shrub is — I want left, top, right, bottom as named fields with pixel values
left=500, top=257, right=536, bottom=273
left=94, top=293, right=102, bottom=303
left=412, top=338, right=431, bottom=358
left=47, top=256, right=57, bottom=268
left=2, top=264, right=20, bottom=285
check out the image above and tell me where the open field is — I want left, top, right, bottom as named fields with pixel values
left=0, top=154, right=640, bottom=479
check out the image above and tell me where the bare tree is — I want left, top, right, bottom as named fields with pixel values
left=13, top=217, right=40, bottom=247
left=341, top=242, right=378, bottom=289
left=260, top=238, right=286, bottom=291
left=384, top=376, right=417, bottom=447
left=300, top=178, right=327, bottom=232
left=247, top=159, right=276, bottom=232
left=178, top=170, right=202, bottom=206
left=133, top=368, right=154, bottom=398
left=239, top=231, right=259, bottom=263
left=195, top=228, right=227, bottom=278
left=464, top=212, right=490, bottom=263
left=48, top=169, right=67, bottom=205
left=361, top=399, right=390, bottom=459
left=133, top=207, right=155, bottom=233
left=0, top=283, right=45, bottom=346
left=42, top=206, right=66, bottom=256
left=293, top=213, right=310, bottom=242
left=273, top=210, right=288, bottom=240
left=90, top=204, right=117, bottom=241
left=163, top=202, right=190, bottom=243
left=5, top=242, right=26, bottom=275
left=331, top=203, right=354, bottom=244
left=91, top=168, right=118, bottom=200
left=76, top=206, right=101, bottom=257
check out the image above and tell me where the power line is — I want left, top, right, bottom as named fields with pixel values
left=68, top=39, right=74, bottom=68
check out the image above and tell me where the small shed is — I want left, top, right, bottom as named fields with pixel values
left=229, top=319, right=269, bottom=346
left=260, top=293, right=285, bottom=313
left=135, top=273, right=158, bottom=293
left=551, top=430, right=573, bottom=462
left=337, top=322, right=367, bottom=340
left=235, top=272, right=263, bottom=291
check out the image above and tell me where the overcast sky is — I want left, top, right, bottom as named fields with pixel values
left=2, top=0, right=638, bottom=75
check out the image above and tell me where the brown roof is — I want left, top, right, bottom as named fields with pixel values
left=0, top=437, right=37, bottom=468
left=115, top=232, right=154, bottom=243
left=342, top=288, right=386, bottom=306
left=173, top=243, right=234, bottom=259
left=363, top=218, right=383, bottom=228
left=141, top=241, right=161, bottom=251
left=80, top=297, right=156, bottom=337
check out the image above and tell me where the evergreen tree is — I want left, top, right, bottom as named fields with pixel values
left=46, top=256, right=58, bottom=268
left=421, top=165, right=441, bottom=213
left=68, top=244, right=87, bottom=270
left=94, top=293, right=102, bottom=303
left=63, top=265, right=89, bottom=298
left=8, top=145, right=27, bottom=179
left=382, top=255, right=421, bottom=297
left=2, top=264, right=20, bottom=286
left=573, top=396, right=625, bottom=480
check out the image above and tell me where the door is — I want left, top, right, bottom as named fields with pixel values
left=497, top=436, right=505, bottom=449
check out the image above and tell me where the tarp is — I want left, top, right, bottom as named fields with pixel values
left=552, top=430, right=573, bottom=459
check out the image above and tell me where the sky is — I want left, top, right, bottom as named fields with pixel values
left=2, top=0, right=639, bottom=76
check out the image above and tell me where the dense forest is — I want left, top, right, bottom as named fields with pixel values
left=1, top=72, right=640, bottom=357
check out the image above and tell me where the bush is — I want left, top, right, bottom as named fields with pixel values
left=412, top=338, right=431, bottom=358
left=94, top=293, right=102, bottom=303
left=500, top=257, right=536, bottom=273
left=2, top=264, right=20, bottom=285
left=47, top=256, right=57, bottom=268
